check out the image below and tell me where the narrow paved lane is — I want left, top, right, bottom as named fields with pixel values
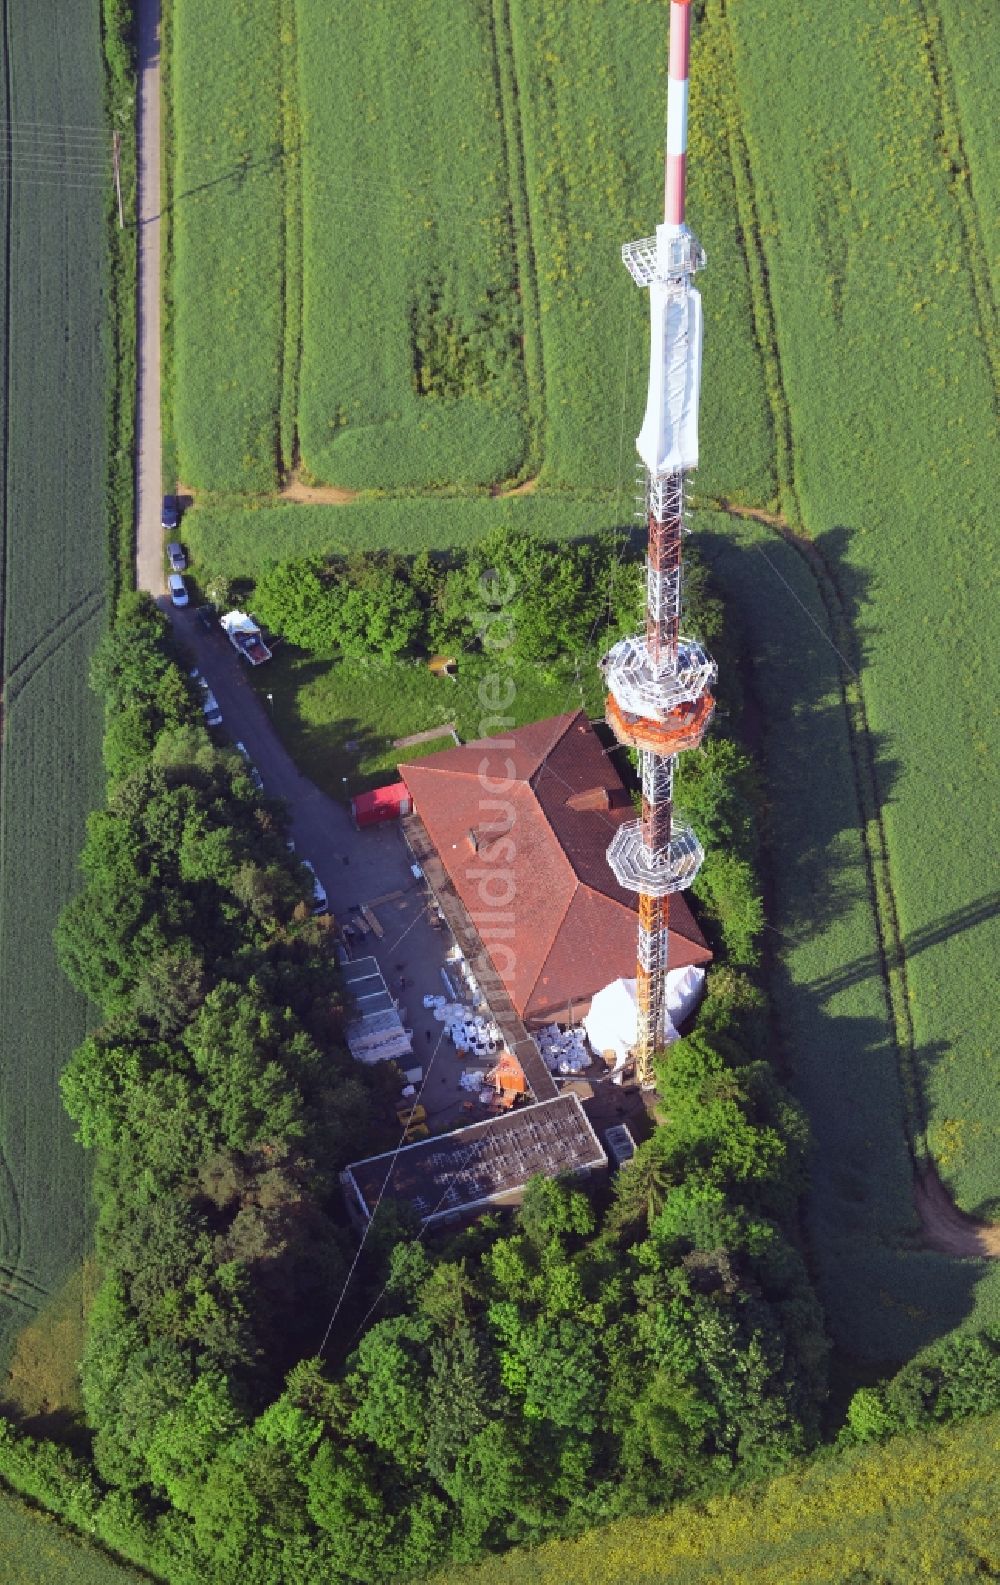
left=135, top=0, right=163, bottom=595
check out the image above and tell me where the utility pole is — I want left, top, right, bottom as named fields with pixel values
left=112, top=130, right=123, bottom=229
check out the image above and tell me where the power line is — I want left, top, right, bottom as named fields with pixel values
left=752, top=542, right=858, bottom=678
left=316, top=1021, right=449, bottom=1355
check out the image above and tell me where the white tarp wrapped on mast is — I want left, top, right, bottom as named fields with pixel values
left=636, top=270, right=702, bottom=476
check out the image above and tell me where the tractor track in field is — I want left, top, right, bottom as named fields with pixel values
left=916, top=0, right=999, bottom=407
left=0, top=1153, right=24, bottom=1314
left=1, top=587, right=105, bottom=706
left=0, top=0, right=23, bottom=1321
left=487, top=0, right=547, bottom=485
left=0, top=0, right=11, bottom=731
left=716, top=1, right=998, bottom=1261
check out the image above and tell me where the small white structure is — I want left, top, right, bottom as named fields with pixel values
left=583, top=966, right=705, bottom=1066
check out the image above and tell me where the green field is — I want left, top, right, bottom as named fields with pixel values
left=296, top=0, right=529, bottom=488
left=436, top=1410, right=1000, bottom=1585
left=726, top=0, right=1000, bottom=1213
left=172, top=0, right=776, bottom=505
left=172, top=0, right=285, bottom=492
left=699, top=512, right=1000, bottom=1361
left=936, top=1, right=1000, bottom=330
left=183, top=493, right=629, bottom=582
left=0, top=1488, right=147, bottom=1585
left=505, top=0, right=775, bottom=501
left=0, top=2, right=107, bottom=1391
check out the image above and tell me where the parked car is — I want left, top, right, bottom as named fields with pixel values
left=190, top=668, right=222, bottom=726
left=201, top=688, right=223, bottom=728
left=161, top=495, right=180, bottom=531
left=167, top=541, right=187, bottom=572
left=301, top=858, right=328, bottom=914
left=168, top=572, right=189, bottom=607
left=233, top=740, right=264, bottom=792
left=196, top=601, right=217, bottom=633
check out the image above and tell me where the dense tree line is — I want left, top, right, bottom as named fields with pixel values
left=55, top=596, right=392, bottom=1492
left=252, top=525, right=642, bottom=664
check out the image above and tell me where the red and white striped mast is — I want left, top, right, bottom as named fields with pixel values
left=602, top=0, right=716, bottom=1086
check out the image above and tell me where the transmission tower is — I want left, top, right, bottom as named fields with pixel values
left=602, top=0, right=716, bottom=1087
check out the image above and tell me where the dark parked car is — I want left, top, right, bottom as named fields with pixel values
left=161, top=495, right=180, bottom=532
left=167, top=541, right=187, bottom=571
left=196, top=602, right=217, bottom=633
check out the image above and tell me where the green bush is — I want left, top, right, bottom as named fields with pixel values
left=843, top=1329, right=1000, bottom=1447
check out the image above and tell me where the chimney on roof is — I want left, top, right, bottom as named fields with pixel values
left=467, top=828, right=479, bottom=852
left=567, top=786, right=612, bottom=813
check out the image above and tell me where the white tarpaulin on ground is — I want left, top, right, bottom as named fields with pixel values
left=636, top=284, right=702, bottom=476
left=666, top=963, right=706, bottom=1025
left=583, top=967, right=705, bottom=1063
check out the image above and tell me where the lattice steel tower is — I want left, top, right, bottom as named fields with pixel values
left=602, top=0, right=716, bottom=1086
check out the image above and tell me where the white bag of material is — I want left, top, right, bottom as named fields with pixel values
left=665, top=964, right=706, bottom=1025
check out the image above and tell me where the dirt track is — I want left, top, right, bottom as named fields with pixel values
left=914, top=1164, right=1000, bottom=1258
left=277, top=474, right=358, bottom=505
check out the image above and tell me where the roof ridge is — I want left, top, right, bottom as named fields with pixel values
left=518, top=875, right=581, bottom=1018
left=526, top=709, right=585, bottom=785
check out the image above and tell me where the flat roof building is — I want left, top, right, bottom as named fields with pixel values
left=342, top=1093, right=607, bottom=1226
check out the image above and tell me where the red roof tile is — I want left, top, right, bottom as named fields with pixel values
left=399, top=712, right=711, bottom=1024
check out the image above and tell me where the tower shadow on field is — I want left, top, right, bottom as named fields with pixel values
left=697, top=520, right=992, bottom=1375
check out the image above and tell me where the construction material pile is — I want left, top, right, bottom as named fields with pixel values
left=535, top=1024, right=591, bottom=1075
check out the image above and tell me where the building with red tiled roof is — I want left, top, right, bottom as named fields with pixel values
left=399, top=712, right=711, bottom=1029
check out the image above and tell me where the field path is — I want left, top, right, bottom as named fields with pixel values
left=135, top=0, right=163, bottom=595
left=916, top=1165, right=1000, bottom=1259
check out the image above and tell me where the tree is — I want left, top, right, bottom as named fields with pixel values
left=182, top=981, right=311, bottom=1153
left=253, top=558, right=339, bottom=653
left=608, top=1131, right=677, bottom=1233
left=337, top=552, right=423, bottom=657
left=693, top=851, right=764, bottom=967
left=146, top=1372, right=246, bottom=1515
left=653, top=1034, right=791, bottom=1201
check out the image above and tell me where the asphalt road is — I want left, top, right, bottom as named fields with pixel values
left=173, top=609, right=492, bottom=1124
left=135, top=0, right=163, bottom=596
left=173, top=613, right=446, bottom=958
